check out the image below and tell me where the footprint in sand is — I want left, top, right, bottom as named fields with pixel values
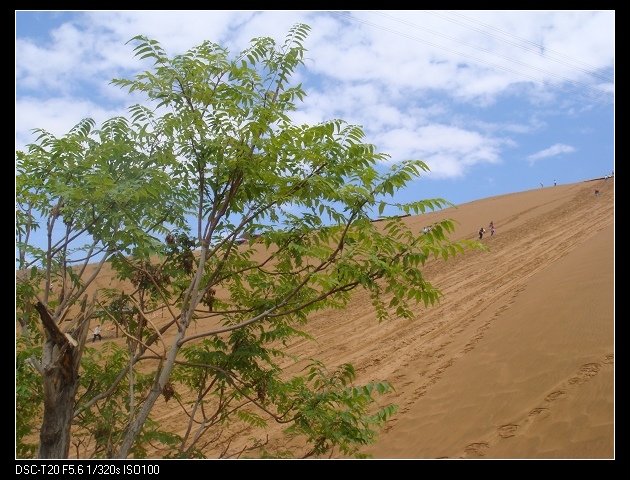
left=498, top=424, right=519, bottom=438
left=579, top=363, right=602, bottom=376
left=464, top=442, right=489, bottom=457
left=545, top=390, right=566, bottom=402
left=528, top=407, right=550, bottom=420
left=568, top=363, right=602, bottom=385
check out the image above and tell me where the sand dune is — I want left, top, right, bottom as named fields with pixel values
left=347, top=178, right=613, bottom=459
left=247, top=178, right=613, bottom=459
left=63, top=177, right=615, bottom=459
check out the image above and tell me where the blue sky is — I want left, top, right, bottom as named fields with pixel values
left=16, top=10, right=614, bottom=210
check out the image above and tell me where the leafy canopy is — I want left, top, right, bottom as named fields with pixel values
left=15, top=23, right=485, bottom=459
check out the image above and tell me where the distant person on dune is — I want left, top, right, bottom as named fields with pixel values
left=92, top=325, right=102, bottom=342
left=489, top=221, right=495, bottom=236
left=479, top=227, right=486, bottom=240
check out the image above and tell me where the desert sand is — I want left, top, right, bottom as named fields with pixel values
left=357, top=178, right=615, bottom=460
left=67, top=177, right=616, bottom=459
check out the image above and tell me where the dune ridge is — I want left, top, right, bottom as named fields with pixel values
left=57, top=178, right=615, bottom=459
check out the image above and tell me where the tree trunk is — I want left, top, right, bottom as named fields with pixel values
left=116, top=327, right=184, bottom=458
left=38, top=363, right=78, bottom=458
left=35, top=301, right=90, bottom=458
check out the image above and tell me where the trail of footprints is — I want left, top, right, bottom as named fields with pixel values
left=455, top=353, right=613, bottom=458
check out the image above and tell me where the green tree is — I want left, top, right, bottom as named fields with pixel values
left=16, top=116, right=182, bottom=458
left=16, top=23, right=484, bottom=459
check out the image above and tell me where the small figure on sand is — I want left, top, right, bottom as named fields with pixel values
left=479, top=227, right=486, bottom=240
left=489, top=221, right=495, bottom=236
left=594, top=189, right=600, bottom=197
left=92, top=325, right=102, bottom=342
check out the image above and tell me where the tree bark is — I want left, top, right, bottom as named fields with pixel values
left=35, top=301, right=90, bottom=458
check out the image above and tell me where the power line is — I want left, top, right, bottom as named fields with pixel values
left=434, top=10, right=613, bottom=83
left=369, top=10, right=613, bottom=103
left=331, top=11, right=613, bottom=106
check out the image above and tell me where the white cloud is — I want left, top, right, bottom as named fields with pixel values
left=15, top=10, right=614, bottom=203
left=527, top=143, right=576, bottom=165
left=15, top=96, right=128, bottom=149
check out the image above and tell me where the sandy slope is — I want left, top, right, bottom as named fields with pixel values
left=64, top=177, right=615, bottom=459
